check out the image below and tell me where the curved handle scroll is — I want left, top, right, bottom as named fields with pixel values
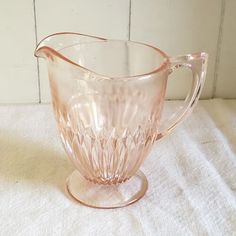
left=156, top=52, right=208, bottom=140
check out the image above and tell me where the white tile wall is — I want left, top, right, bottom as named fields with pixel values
left=0, top=0, right=235, bottom=103
left=130, top=0, right=222, bottom=99
left=215, top=0, right=236, bottom=98
left=0, top=0, right=39, bottom=103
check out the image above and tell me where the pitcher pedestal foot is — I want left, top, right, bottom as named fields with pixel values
left=66, top=170, right=148, bottom=209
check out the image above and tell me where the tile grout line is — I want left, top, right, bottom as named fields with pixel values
left=33, top=0, right=41, bottom=104
left=212, top=0, right=226, bottom=98
left=128, top=0, right=132, bottom=40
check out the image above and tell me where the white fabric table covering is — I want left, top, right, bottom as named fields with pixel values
left=0, top=99, right=235, bottom=235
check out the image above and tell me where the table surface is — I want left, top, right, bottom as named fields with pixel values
left=0, top=99, right=236, bottom=236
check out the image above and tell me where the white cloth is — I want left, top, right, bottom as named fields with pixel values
left=0, top=99, right=236, bottom=236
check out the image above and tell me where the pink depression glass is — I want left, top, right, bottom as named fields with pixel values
left=35, top=32, right=208, bottom=209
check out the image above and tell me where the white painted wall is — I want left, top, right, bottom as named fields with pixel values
left=0, top=0, right=235, bottom=103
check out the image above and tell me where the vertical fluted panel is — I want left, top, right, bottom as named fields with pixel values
left=52, top=90, right=160, bottom=185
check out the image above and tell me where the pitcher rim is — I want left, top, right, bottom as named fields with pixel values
left=35, top=32, right=170, bottom=80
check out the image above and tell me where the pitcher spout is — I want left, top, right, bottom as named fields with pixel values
left=34, top=45, right=54, bottom=60
left=34, top=32, right=106, bottom=60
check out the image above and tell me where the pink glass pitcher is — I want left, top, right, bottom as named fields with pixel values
left=35, top=32, right=208, bottom=208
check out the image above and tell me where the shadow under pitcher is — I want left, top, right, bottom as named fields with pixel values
left=35, top=32, right=208, bottom=209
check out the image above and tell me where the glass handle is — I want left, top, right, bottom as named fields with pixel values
left=156, top=52, right=208, bottom=140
